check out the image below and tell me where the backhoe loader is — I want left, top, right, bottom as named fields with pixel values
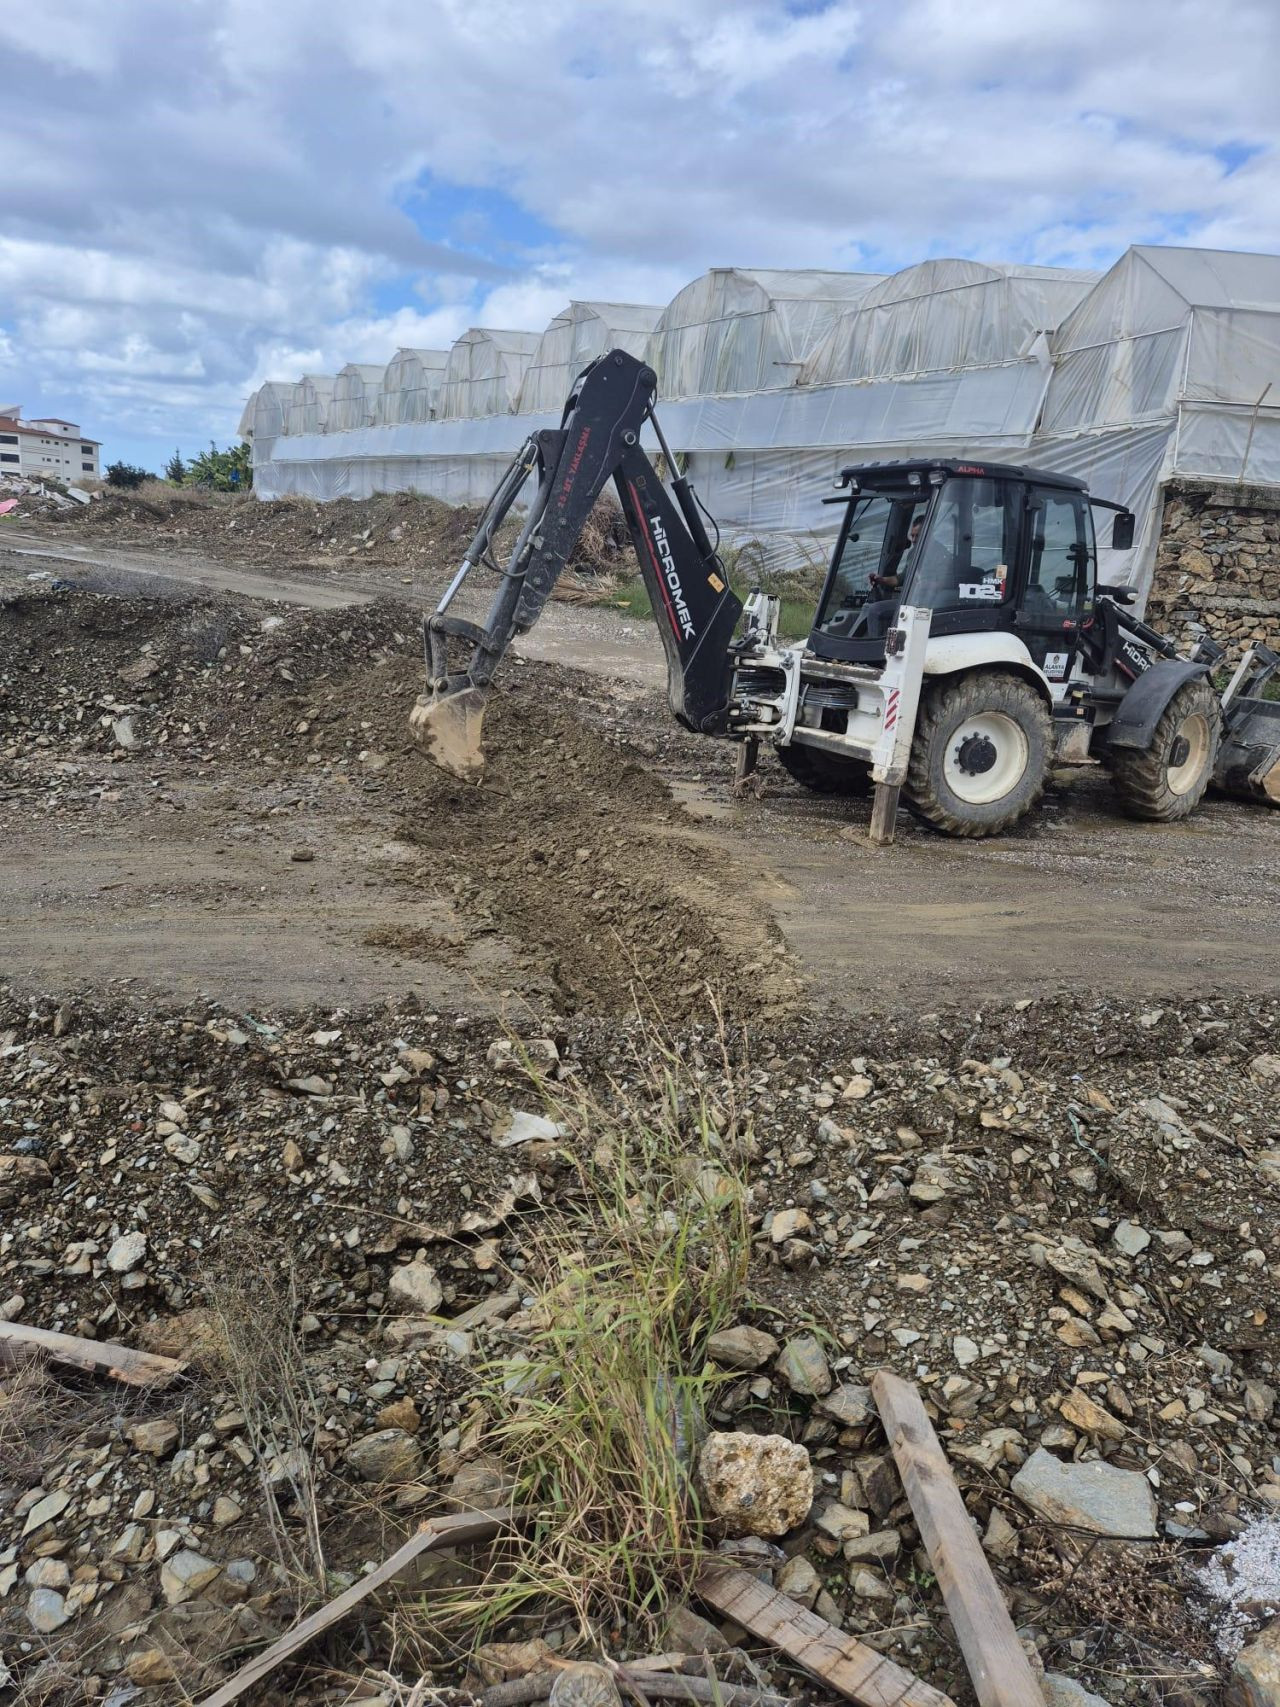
left=410, top=349, right=1280, bottom=841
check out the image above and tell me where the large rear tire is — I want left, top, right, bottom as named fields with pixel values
left=905, top=671, right=1052, bottom=837
left=776, top=742, right=873, bottom=796
left=1110, top=677, right=1221, bottom=821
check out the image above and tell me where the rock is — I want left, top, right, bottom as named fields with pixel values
left=486, top=1038, right=559, bottom=1076
left=128, top=1417, right=180, bottom=1456
left=126, top=1648, right=178, bottom=1686
left=345, top=1427, right=424, bottom=1484
left=1011, top=1448, right=1157, bottom=1538
left=25, top=1559, right=70, bottom=1589
left=707, top=1324, right=780, bottom=1371
left=159, top=1549, right=221, bottom=1606
left=1232, top=1619, right=1280, bottom=1707
left=106, top=1230, right=147, bottom=1273
left=698, top=1431, right=814, bottom=1537
left=665, top=1602, right=733, bottom=1652
left=549, top=1663, right=624, bottom=1707
left=212, top=1496, right=243, bottom=1527
left=1245, top=1382, right=1276, bottom=1423
left=983, top=1507, right=1020, bottom=1559
left=1249, top=1053, right=1280, bottom=1088
left=849, top=1566, right=893, bottom=1600
left=26, top=1588, right=71, bottom=1633
left=817, top=1382, right=874, bottom=1430
left=815, top=1502, right=870, bottom=1542
left=1042, top=1237, right=1109, bottom=1301
left=774, top=1335, right=832, bottom=1397
left=387, top=1258, right=443, bottom=1315
left=854, top=1454, right=900, bottom=1520
left=1059, top=1388, right=1126, bottom=1442
left=0, top=1154, right=52, bottom=1206
left=1113, top=1220, right=1151, bottom=1257
left=770, top=1207, right=813, bottom=1243
left=952, top=1335, right=980, bottom=1367
left=290, top=846, right=315, bottom=862
left=376, top=1396, right=421, bottom=1433
left=21, top=1489, right=70, bottom=1537
left=1045, top=1675, right=1114, bottom=1707
left=775, top=1554, right=822, bottom=1606
left=843, top=1528, right=902, bottom=1562
left=473, top=1638, right=556, bottom=1684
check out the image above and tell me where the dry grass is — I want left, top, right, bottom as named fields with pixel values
left=202, top=1240, right=327, bottom=1596
left=422, top=1018, right=752, bottom=1653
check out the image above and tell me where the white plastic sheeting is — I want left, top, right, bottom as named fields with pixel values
left=801, top=260, right=1095, bottom=384
left=248, top=246, right=1280, bottom=604
left=375, top=348, right=449, bottom=425
left=284, top=374, right=336, bottom=436
left=236, top=388, right=259, bottom=441
left=438, top=329, right=541, bottom=420
left=645, top=268, right=883, bottom=398
left=515, top=301, right=662, bottom=414
left=330, top=364, right=385, bottom=431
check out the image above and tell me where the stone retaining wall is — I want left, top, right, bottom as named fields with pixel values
left=1148, top=478, right=1280, bottom=654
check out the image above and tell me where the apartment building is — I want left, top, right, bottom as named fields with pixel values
left=0, top=410, right=101, bottom=481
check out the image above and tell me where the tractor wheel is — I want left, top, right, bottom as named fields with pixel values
left=776, top=742, right=873, bottom=795
left=1110, top=677, right=1221, bottom=821
left=905, top=671, right=1052, bottom=837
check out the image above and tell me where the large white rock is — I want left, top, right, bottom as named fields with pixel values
left=1011, top=1448, right=1157, bottom=1538
left=388, top=1259, right=443, bottom=1315
left=106, top=1231, right=147, bottom=1273
left=1045, top=1674, right=1114, bottom=1707
left=698, top=1431, right=813, bottom=1537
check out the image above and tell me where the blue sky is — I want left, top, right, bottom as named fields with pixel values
left=2, top=0, right=1278, bottom=471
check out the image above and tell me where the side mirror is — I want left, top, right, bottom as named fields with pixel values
left=1110, top=511, right=1136, bottom=551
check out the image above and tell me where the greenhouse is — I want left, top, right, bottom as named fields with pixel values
left=375, top=348, right=450, bottom=425
left=515, top=302, right=662, bottom=415
left=646, top=267, right=883, bottom=399
left=437, top=329, right=541, bottom=420
left=246, top=245, right=1280, bottom=601
left=329, top=364, right=385, bottom=432
left=283, top=374, right=336, bottom=437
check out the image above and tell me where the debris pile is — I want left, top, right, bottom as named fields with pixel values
left=2, top=986, right=1278, bottom=1701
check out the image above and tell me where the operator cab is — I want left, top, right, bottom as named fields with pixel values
left=811, top=459, right=1132, bottom=687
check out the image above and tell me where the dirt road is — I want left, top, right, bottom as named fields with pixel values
left=4, top=534, right=1279, bottom=1015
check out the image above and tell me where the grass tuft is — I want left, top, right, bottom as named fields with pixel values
left=427, top=1018, right=752, bottom=1651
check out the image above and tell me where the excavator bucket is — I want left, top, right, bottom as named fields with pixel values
left=409, top=684, right=488, bottom=779
left=1213, top=645, right=1280, bottom=805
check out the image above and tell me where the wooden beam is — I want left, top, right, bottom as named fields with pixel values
left=197, top=1507, right=515, bottom=1707
left=695, top=1567, right=954, bottom=1707
left=0, top=1320, right=182, bottom=1388
left=871, top=1372, right=1044, bottom=1707
left=869, top=782, right=901, bottom=847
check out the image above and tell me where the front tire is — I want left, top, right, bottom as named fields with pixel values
left=905, top=671, right=1052, bottom=837
left=1110, top=677, right=1221, bottom=821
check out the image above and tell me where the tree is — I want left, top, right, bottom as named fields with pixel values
left=105, top=462, right=154, bottom=489
left=165, top=449, right=187, bottom=484
left=186, top=440, right=252, bottom=492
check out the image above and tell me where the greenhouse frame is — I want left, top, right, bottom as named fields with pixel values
left=246, top=246, right=1280, bottom=602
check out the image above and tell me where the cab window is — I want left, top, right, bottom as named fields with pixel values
left=1025, top=488, right=1093, bottom=622
left=909, top=477, right=1016, bottom=613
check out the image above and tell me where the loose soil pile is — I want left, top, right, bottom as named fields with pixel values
left=29, top=485, right=629, bottom=584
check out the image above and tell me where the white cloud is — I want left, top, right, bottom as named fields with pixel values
left=1, top=0, right=1278, bottom=465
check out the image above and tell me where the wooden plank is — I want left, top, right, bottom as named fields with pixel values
left=197, top=1506, right=515, bottom=1707
left=869, top=782, right=901, bottom=847
left=695, top=1567, right=954, bottom=1707
left=0, top=1319, right=182, bottom=1388
left=871, top=1371, right=1044, bottom=1707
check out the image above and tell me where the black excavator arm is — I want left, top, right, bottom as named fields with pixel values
left=409, top=348, right=743, bottom=776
